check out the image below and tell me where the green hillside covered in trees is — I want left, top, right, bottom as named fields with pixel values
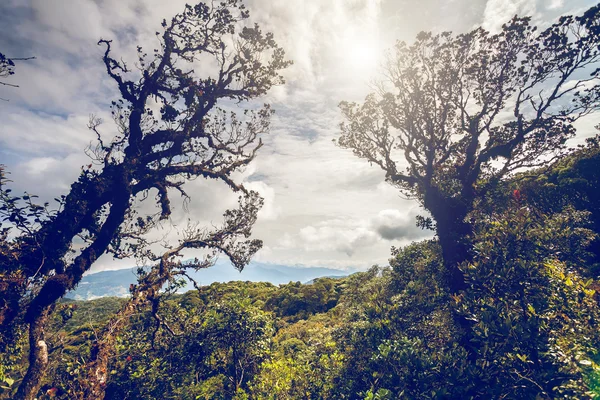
left=2, top=1, right=600, bottom=399
left=2, top=143, right=600, bottom=399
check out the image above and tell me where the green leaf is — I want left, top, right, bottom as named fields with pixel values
left=516, top=354, right=528, bottom=363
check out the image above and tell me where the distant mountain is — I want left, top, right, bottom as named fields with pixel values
left=68, top=260, right=354, bottom=300
left=70, top=268, right=136, bottom=300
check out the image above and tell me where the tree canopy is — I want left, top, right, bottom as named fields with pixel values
left=0, top=1, right=290, bottom=399
left=338, top=5, right=600, bottom=291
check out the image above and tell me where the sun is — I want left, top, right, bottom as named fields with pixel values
left=339, top=31, right=384, bottom=79
left=348, top=38, right=381, bottom=72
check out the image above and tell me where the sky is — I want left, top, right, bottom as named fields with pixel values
left=0, top=0, right=598, bottom=273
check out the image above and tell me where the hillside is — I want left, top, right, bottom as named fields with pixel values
left=2, top=137, right=600, bottom=400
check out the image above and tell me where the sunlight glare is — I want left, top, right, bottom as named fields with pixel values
left=338, top=29, right=384, bottom=81
left=347, top=38, right=381, bottom=72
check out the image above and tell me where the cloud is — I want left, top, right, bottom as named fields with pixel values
left=276, top=207, right=432, bottom=259
left=481, top=0, right=537, bottom=33
left=370, top=209, right=427, bottom=241
left=0, top=109, right=100, bottom=156
left=22, top=157, right=58, bottom=175
left=298, top=221, right=379, bottom=256
left=7, top=152, right=91, bottom=198
left=546, top=0, right=564, bottom=10
left=244, top=180, right=281, bottom=221
left=2, top=0, right=597, bottom=274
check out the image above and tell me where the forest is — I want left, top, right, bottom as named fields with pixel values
left=1, top=1, right=600, bottom=399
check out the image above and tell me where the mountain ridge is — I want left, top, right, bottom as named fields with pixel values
left=68, top=260, right=355, bottom=300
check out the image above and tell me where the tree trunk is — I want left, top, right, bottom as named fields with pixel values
left=424, top=191, right=473, bottom=293
left=423, top=189, right=482, bottom=361
left=83, top=264, right=173, bottom=400
left=13, top=310, right=50, bottom=400
left=83, top=307, right=136, bottom=400
left=15, top=172, right=132, bottom=399
left=83, top=292, right=152, bottom=400
left=436, top=218, right=472, bottom=293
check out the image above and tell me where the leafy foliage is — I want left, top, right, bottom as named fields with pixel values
left=457, top=206, right=599, bottom=398
left=3, top=126, right=600, bottom=400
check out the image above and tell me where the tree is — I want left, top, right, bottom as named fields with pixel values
left=86, top=292, right=273, bottom=400
left=0, top=52, right=34, bottom=100
left=82, top=197, right=264, bottom=400
left=338, top=5, right=600, bottom=292
left=0, top=53, right=17, bottom=90
left=0, top=1, right=290, bottom=398
left=200, top=297, right=274, bottom=398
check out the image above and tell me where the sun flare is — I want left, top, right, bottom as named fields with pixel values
left=338, top=30, right=384, bottom=79
left=347, top=38, right=381, bottom=72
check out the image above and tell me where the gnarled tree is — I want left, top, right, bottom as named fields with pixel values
left=82, top=193, right=263, bottom=400
left=0, top=1, right=290, bottom=399
left=338, top=5, right=600, bottom=292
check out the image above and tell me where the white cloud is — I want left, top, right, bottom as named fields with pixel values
left=482, top=0, right=538, bottom=33
left=22, top=157, right=58, bottom=175
left=546, top=0, right=564, bottom=10
left=2, top=0, right=597, bottom=274
left=0, top=109, right=99, bottom=155
left=244, top=180, right=281, bottom=221
left=9, top=152, right=91, bottom=197
left=276, top=208, right=432, bottom=260
left=370, top=209, right=428, bottom=241
left=298, top=221, right=379, bottom=256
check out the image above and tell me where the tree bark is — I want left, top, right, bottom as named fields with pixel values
left=13, top=309, right=50, bottom=400
left=15, top=170, right=132, bottom=399
left=423, top=189, right=481, bottom=360
left=82, top=259, right=177, bottom=400
left=83, top=299, right=139, bottom=400
left=437, top=219, right=472, bottom=293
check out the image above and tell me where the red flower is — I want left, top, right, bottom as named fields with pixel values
left=512, top=189, right=521, bottom=201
